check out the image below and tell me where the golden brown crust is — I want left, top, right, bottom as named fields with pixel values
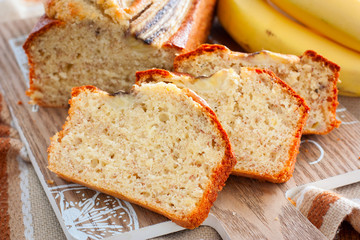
left=47, top=169, right=197, bottom=228
left=70, top=85, right=98, bottom=98
left=47, top=168, right=198, bottom=228
left=173, top=44, right=230, bottom=68
left=24, top=1, right=216, bottom=107
left=303, top=50, right=340, bottom=73
left=229, top=70, right=309, bottom=183
left=135, top=68, right=309, bottom=183
left=252, top=69, right=309, bottom=183
left=233, top=69, right=307, bottom=182
left=135, top=69, right=194, bottom=85
left=163, top=0, right=216, bottom=51
left=173, top=44, right=341, bottom=135
left=44, top=0, right=215, bottom=50
left=180, top=87, right=236, bottom=227
left=174, top=45, right=341, bottom=74
left=138, top=71, right=237, bottom=225
left=23, top=15, right=65, bottom=107
left=135, top=68, right=174, bottom=81
left=301, top=50, right=341, bottom=135
left=48, top=84, right=235, bottom=229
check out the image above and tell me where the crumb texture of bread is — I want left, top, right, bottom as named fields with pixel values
left=173, top=44, right=340, bottom=135
left=25, top=20, right=177, bottom=107
left=24, top=0, right=216, bottom=107
left=136, top=68, right=309, bottom=183
left=48, top=83, right=235, bottom=228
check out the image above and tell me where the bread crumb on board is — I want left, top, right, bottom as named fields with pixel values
left=288, top=197, right=297, bottom=207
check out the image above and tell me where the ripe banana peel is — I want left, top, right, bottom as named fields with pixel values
left=270, top=0, right=360, bottom=53
left=217, top=0, right=360, bottom=96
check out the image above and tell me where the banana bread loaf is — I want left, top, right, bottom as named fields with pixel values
left=173, top=44, right=340, bottom=134
left=136, top=68, right=309, bottom=183
left=23, top=0, right=216, bottom=107
left=48, top=83, right=235, bottom=228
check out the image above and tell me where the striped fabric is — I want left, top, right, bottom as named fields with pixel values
left=292, top=186, right=360, bottom=239
left=0, top=94, right=29, bottom=239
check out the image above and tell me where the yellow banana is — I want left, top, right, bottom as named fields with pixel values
left=270, top=0, right=360, bottom=53
left=217, top=0, right=360, bottom=97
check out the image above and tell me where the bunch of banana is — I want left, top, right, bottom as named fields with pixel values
left=217, top=0, right=360, bottom=96
left=270, top=0, right=360, bottom=53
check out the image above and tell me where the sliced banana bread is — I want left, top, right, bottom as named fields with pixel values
left=48, top=84, right=235, bottom=229
left=173, top=44, right=340, bottom=134
left=136, top=68, right=309, bottom=183
left=23, top=0, right=216, bottom=107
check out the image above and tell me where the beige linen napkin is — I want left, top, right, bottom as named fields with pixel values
left=292, top=185, right=360, bottom=239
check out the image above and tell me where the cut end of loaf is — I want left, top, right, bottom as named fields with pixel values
left=23, top=0, right=217, bottom=107
left=136, top=68, right=309, bottom=183
left=23, top=17, right=178, bottom=107
left=173, top=44, right=340, bottom=135
left=48, top=84, right=235, bottom=229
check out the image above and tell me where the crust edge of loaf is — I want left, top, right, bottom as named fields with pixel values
left=173, top=44, right=341, bottom=135
left=300, top=50, right=341, bottom=135
left=23, top=15, right=66, bottom=107
left=248, top=68, right=309, bottom=183
left=48, top=85, right=236, bottom=229
left=22, top=0, right=216, bottom=107
left=162, top=0, right=216, bottom=51
left=229, top=69, right=309, bottom=183
left=135, top=68, right=309, bottom=183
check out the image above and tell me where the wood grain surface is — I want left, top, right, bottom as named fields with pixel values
left=1, top=17, right=359, bottom=240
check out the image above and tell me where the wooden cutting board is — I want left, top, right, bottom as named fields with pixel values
left=1, top=17, right=359, bottom=240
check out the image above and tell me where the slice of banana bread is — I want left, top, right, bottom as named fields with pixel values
left=48, top=84, right=235, bottom=229
left=23, top=0, right=216, bottom=107
left=136, top=68, right=309, bottom=183
left=173, top=44, right=340, bottom=135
